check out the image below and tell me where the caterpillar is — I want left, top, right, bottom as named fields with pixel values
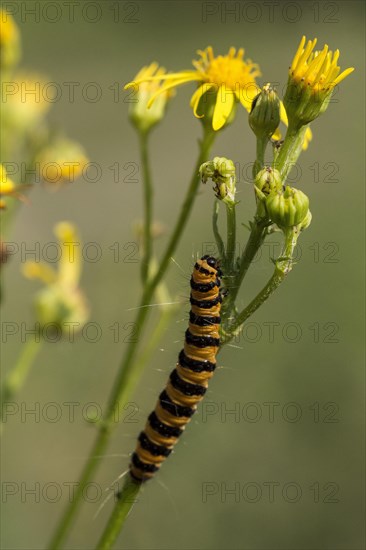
left=129, top=255, right=222, bottom=482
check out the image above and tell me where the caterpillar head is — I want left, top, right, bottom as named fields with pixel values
left=200, top=255, right=221, bottom=277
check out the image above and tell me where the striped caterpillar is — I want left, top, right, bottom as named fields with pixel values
left=130, top=255, right=222, bottom=482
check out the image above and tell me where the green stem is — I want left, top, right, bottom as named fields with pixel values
left=48, top=127, right=216, bottom=550
left=1, top=338, right=43, bottom=428
left=96, top=477, right=141, bottom=550
left=221, top=227, right=300, bottom=345
left=139, top=132, right=153, bottom=283
left=225, top=201, right=236, bottom=274
left=235, top=215, right=268, bottom=296
left=275, top=123, right=307, bottom=183
left=252, top=136, right=268, bottom=180
left=221, top=212, right=268, bottom=326
left=212, top=201, right=225, bottom=262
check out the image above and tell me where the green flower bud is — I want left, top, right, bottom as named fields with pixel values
left=36, top=139, right=89, bottom=185
left=255, top=167, right=283, bottom=196
left=266, top=186, right=309, bottom=229
left=126, top=63, right=173, bottom=135
left=199, top=156, right=236, bottom=204
left=34, top=285, right=89, bottom=332
left=249, top=83, right=280, bottom=140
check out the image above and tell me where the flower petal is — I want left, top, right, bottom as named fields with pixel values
left=279, top=101, right=289, bottom=126
left=238, top=83, right=260, bottom=112
left=272, top=127, right=282, bottom=141
left=303, top=127, right=313, bottom=150
left=190, top=83, right=215, bottom=118
left=212, top=86, right=235, bottom=131
left=146, top=76, right=199, bottom=108
left=22, top=262, right=57, bottom=285
left=124, top=71, right=199, bottom=90
left=291, top=36, right=306, bottom=72
left=332, top=66, right=354, bottom=86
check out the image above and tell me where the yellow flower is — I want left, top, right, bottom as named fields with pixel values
left=36, top=139, right=89, bottom=185
left=0, top=8, right=21, bottom=69
left=128, top=62, right=174, bottom=134
left=284, top=36, right=354, bottom=126
left=290, top=36, right=354, bottom=90
left=22, top=222, right=89, bottom=331
left=126, top=46, right=261, bottom=131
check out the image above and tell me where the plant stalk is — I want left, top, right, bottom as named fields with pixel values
left=275, top=123, right=307, bottom=182
left=221, top=227, right=300, bottom=345
left=139, top=132, right=153, bottom=283
left=225, top=201, right=236, bottom=274
left=96, top=477, right=141, bottom=550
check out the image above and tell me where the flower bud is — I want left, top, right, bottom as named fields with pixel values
left=33, top=285, right=89, bottom=331
left=199, top=157, right=236, bottom=204
left=36, top=139, right=88, bottom=185
left=249, top=83, right=280, bottom=140
left=1, top=73, right=50, bottom=132
left=255, top=167, right=282, bottom=196
left=126, top=63, right=173, bottom=135
left=266, top=186, right=309, bottom=229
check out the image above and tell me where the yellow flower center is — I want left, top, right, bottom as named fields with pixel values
left=195, top=47, right=261, bottom=92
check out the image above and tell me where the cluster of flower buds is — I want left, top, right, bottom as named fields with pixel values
left=199, top=156, right=236, bottom=205
left=266, top=186, right=311, bottom=230
left=255, top=166, right=311, bottom=231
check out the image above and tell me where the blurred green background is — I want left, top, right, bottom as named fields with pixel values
left=1, top=1, right=365, bottom=549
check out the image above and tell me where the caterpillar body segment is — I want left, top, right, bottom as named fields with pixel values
left=129, top=255, right=222, bottom=482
